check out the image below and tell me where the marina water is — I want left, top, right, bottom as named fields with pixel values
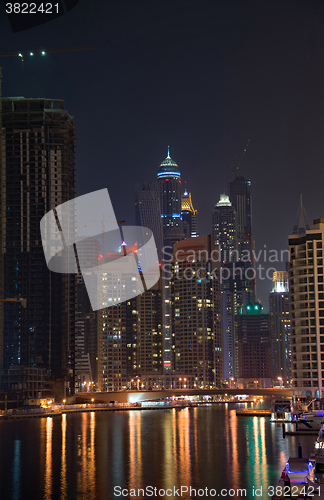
left=0, top=404, right=316, bottom=499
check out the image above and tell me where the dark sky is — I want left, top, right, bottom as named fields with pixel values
left=1, top=0, right=324, bottom=307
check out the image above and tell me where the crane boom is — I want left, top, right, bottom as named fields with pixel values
left=0, top=45, right=95, bottom=59
left=231, top=139, right=250, bottom=178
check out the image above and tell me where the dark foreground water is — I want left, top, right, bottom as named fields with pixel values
left=0, top=404, right=316, bottom=500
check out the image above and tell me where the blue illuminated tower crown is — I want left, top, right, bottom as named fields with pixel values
left=157, top=146, right=184, bottom=247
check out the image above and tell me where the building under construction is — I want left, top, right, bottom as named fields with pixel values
left=0, top=92, right=76, bottom=396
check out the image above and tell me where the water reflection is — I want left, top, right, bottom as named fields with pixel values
left=12, top=439, right=20, bottom=500
left=0, top=406, right=298, bottom=500
left=60, top=414, right=67, bottom=500
left=44, top=417, right=53, bottom=500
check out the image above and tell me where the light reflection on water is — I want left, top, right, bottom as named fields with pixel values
left=0, top=405, right=314, bottom=500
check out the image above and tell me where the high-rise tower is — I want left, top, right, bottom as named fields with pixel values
left=289, top=218, right=324, bottom=398
left=229, top=176, right=252, bottom=260
left=157, top=147, right=185, bottom=373
left=269, top=271, right=291, bottom=386
left=135, top=181, right=163, bottom=261
left=212, top=194, right=237, bottom=264
left=181, top=189, right=198, bottom=238
left=171, top=235, right=222, bottom=387
left=157, top=147, right=184, bottom=249
left=0, top=97, right=76, bottom=392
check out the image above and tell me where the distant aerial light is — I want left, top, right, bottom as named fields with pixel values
left=30, top=52, right=34, bottom=56
left=18, top=53, right=23, bottom=58
left=41, top=51, right=46, bottom=55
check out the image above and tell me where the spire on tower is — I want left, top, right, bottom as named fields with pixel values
left=293, top=193, right=310, bottom=234
left=167, top=145, right=170, bottom=158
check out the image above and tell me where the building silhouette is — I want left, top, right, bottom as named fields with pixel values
left=135, top=181, right=164, bottom=261
left=229, top=176, right=253, bottom=260
left=0, top=96, right=76, bottom=395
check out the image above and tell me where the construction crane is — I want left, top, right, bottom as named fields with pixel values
left=231, top=139, right=250, bottom=178
left=0, top=45, right=95, bottom=60
left=0, top=45, right=95, bottom=70
left=0, top=297, right=27, bottom=308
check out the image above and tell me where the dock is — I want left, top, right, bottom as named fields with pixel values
left=235, top=408, right=271, bottom=417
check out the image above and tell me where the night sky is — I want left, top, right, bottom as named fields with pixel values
left=1, top=0, right=324, bottom=307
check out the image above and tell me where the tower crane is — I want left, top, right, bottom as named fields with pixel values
left=0, top=45, right=95, bottom=62
left=0, top=45, right=95, bottom=72
left=231, top=139, right=250, bottom=178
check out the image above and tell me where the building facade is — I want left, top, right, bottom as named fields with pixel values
left=236, top=303, right=272, bottom=388
left=171, top=235, right=222, bottom=387
left=222, top=261, right=254, bottom=380
left=181, top=189, right=198, bottom=239
left=0, top=97, right=76, bottom=393
left=212, top=194, right=236, bottom=264
left=269, top=271, right=291, bottom=386
left=157, top=147, right=184, bottom=248
left=289, top=218, right=324, bottom=397
left=157, top=147, right=185, bottom=372
left=229, top=176, right=253, bottom=261
left=135, top=181, right=164, bottom=261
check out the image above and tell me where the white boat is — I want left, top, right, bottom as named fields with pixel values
left=270, top=398, right=293, bottom=422
left=296, top=412, right=324, bottom=431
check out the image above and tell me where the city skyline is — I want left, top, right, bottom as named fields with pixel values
left=1, top=0, right=324, bottom=307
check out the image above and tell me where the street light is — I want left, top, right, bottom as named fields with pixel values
left=278, top=376, right=283, bottom=388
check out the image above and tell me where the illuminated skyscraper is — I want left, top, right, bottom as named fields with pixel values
left=212, top=193, right=237, bottom=264
left=181, top=189, right=198, bottom=238
left=171, top=235, right=222, bottom=387
left=289, top=218, right=324, bottom=398
left=229, top=176, right=253, bottom=260
left=157, top=147, right=185, bottom=372
left=237, top=303, right=272, bottom=388
left=269, top=271, right=291, bottom=386
left=0, top=97, right=76, bottom=392
left=222, top=261, right=254, bottom=380
left=157, top=147, right=184, bottom=248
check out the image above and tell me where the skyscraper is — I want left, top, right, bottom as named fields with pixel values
left=157, top=147, right=185, bottom=372
left=288, top=218, right=324, bottom=398
left=269, top=271, right=291, bottom=386
left=236, top=303, right=272, bottom=388
left=157, top=146, right=184, bottom=248
left=135, top=181, right=164, bottom=261
left=229, top=176, right=253, bottom=261
left=0, top=97, right=76, bottom=392
left=212, top=193, right=237, bottom=264
left=181, top=189, right=198, bottom=238
left=222, top=261, right=254, bottom=380
left=171, top=235, right=222, bottom=387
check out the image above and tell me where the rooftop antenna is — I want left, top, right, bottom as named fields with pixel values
left=293, top=193, right=310, bottom=234
left=167, top=145, right=170, bottom=158
left=231, top=139, right=250, bottom=178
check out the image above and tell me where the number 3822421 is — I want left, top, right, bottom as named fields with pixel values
left=5, top=3, right=60, bottom=14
